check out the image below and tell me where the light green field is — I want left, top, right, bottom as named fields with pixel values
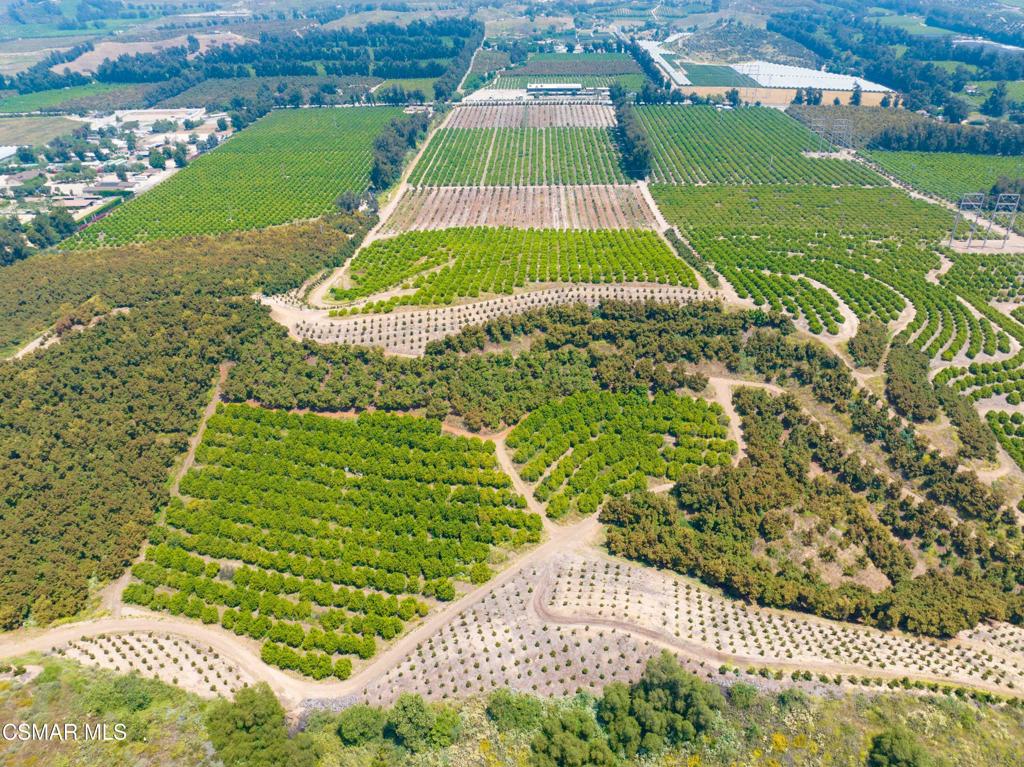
left=68, top=107, right=403, bottom=249
left=929, top=60, right=979, bottom=74
left=333, top=227, right=696, bottom=311
left=0, top=83, right=127, bottom=113
left=377, top=77, right=438, bottom=100
left=968, top=80, right=1024, bottom=103
left=410, top=126, right=627, bottom=186
left=0, top=115, right=79, bottom=144
left=638, top=106, right=883, bottom=186
left=866, top=150, right=1024, bottom=201
left=877, top=14, right=955, bottom=36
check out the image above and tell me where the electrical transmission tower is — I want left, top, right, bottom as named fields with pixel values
left=950, top=193, right=987, bottom=248
left=983, top=193, right=1021, bottom=249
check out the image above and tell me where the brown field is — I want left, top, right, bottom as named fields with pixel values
left=385, top=185, right=658, bottom=233
left=0, top=115, right=79, bottom=144
left=447, top=103, right=615, bottom=129
left=355, top=547, right=1024, bottom=707
left=55, top=32, right=247, bottom=74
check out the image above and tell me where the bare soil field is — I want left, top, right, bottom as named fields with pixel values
left=447, top=103, right=615, bottom=129
left=384, top=185, right=659, bottom=234
left=55, top=32, right=247, bottom=74
left=0, top=115, right=79, bottom=143
left=57, top=631, right=254, bottom=699
left=290, top=284, right=712, bottom=354
left=354, top=547, right=1024, bottom=708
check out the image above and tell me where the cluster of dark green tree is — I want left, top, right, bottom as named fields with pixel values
left=601, top=383, right=1023, bottom=638
left=370, top=112, right=429, bottom=190
left=610, top=83, right=651, bottom=179
left=0, top=214, right=371, bottom=628
left=0, top=209, right=77, bottom=267
left=92, top=19, right=482, bottom=107
left=0, top=212, right=370, bottom=353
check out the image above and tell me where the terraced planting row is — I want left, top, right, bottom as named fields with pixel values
left=123, top=405, right=541, bottom=680
left=507, top=391, right=734, bottom=518
left=987, top=411, right=1024, bottom=467
left=410, top=127, right=626, bottom=186
left=638, top=106, right=883, bottom=186
left=655, top=185, right=1007, bottom=357
left=331, top=227, right=696, bottom=312
left=383, top=185, right=658, bottom=233
left=446, top=104, right=615, bottom=129
left=865, top=150, right=1024, bottom=202
left=69, top=107, right=402, bottom=248
left=924, top=251, right=1024, bottom=414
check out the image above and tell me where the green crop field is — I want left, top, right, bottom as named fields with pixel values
left=410, top=127, right=627, bottom=185
left=0, top=82, right=131, bottom=112
left=876, top=14, right=955, bottom=36
left=512, top=51, right=642, bottom=76
left=488, top=74, right=648, bottom=91
left=638, top=106, right=884, bottom=185
left=653, top=185, right=1008, bottom=360
left=331, top=227, right=696, bottom=311
left=680, top=63, right=757, bottom=87
left=865, top=150, right=1024, bottom=201
left=507, top=390, right=735, bottom=518
left=123, top=404, right=541, bottom=680
left=67, top=107, right=402, bottom=249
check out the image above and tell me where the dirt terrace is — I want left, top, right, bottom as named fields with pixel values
left=447, top=103, right=615, bottom=129
left=384, top=184, right=660, bottom=233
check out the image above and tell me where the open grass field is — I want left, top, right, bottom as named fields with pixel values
left=123, top=404, right=541, bottom=680
left=507, top=391, right=734, bottom=518
left=410, top=126, right=627, bottom=186
left=876, top=14, right=955, bottom=36
left=865, top=150, right=1024, bottom=201
left=377, top=77, right=438, bottom=100
left=638, top=106, right=883, bottom=185
left=0, top=114, right=79, bottom=143
left=0, top=82, right=131, bottom=113
left=332, top=227, right=696, bottom=311
left=67, top=107, right=401, bottom=249
left=652, top=184, right=1009, bottom=360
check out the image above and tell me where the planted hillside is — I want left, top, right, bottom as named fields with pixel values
left=507, top=390, right=735, bottom=517
left=654, top=185, right=1010, bottom=362
left=332, top=227, right=695, bottom=311
left=67, top=107, right=402, bottom=248
left=125, top=405, right=540, bottom=679
left=602, top=385, right=1024, bottom=638
left=0, top=215, right=369, bottom=627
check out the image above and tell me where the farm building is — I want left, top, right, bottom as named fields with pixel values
left=527, top=82, right=584, bottom=96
